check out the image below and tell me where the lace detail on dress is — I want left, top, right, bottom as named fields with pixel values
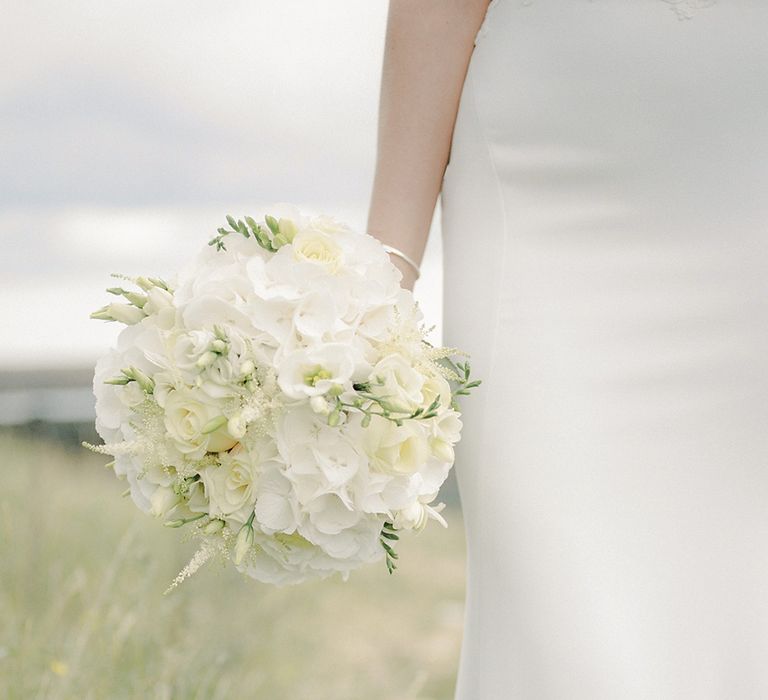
left=474, top=0, right=718, bottom=34
left=659, top=0, right=718, bottom=21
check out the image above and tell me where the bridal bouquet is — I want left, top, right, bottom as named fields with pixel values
left=86, top=204, right=479, bottom=587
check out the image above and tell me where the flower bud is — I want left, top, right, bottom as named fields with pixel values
left=150, top=487, right=180, bottom=518
left=104, top=376, right=131, bottom=386
left=202, top=519, right=225, bottom=535
left=327, top=408, right=341, bottom=426
left=196, top=351, right=218, bottom=369
left=211, top=339, right=227, bottom=354
left=129, top=366, right=155, bottom=394
left=144, top=287, right=174, bottom=314
left=163, top=519, right=186, bottom=528
left=240, top=360, right=255, bottom=376
left=90, top=303, right=146, bottom=325
left=310, top=395, right=332, bottom=415
left=393, top=502, right=429, bottom=532
left=227, top=413, right=247, bottom=439
left=123, top=291, right=148, bottom=308
left=233, top=523, right=254, bottom=565
left=279, top=218, right=297, bottom=243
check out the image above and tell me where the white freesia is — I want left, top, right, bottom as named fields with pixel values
left=367, top=353, right=425, bottom=413
left=363, top=414, right=430, bottom=477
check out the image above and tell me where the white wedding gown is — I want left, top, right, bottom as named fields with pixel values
left=440, top=1, right=768, bottom=697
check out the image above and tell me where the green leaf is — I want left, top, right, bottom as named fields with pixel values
left=264, top=214, right=280, bottom=235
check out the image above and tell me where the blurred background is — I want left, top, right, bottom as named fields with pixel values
left=1, top=2, right=464, bottom=698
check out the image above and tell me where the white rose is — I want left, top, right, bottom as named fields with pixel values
left=163, top=388, right=237, bottom=458
left=367, top=353, right=425, bottom=413
left=363, top=414, right=430, bottom=476
left=291, top=229, right=344, bottom=274
left=197, top=446, right=260, bottom=524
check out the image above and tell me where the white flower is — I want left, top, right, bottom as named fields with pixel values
left=172, top=329, right=216, bottom=374
left=149, top=485, right=181, bottom=519
left=162, top=388, right=237, bottom=458
left=422, top=408, right=463, bottom=465
left=307, top=213, right=354, bottom=237
left=420, top=373, right=453, bottom=413
left=254, top=462, right=299, bottom=533
left=291, top=228, right=344, bottom=274
left=309, top=395, right=332, bottom=415
left=367, top=353, right=425, bottom=413
left=197, top=446, right=260, bottom=525
left=363, top=414, right=430, bottom=476
left=393, top=499, right=448, bottom=532
left=277, top=343, right=357, bottom=399
left=292, top=292, right=342, bottom=339
left=90, top=204, right=473, bottom=585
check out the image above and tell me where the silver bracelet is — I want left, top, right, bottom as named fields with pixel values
left=381, top=244, right=421, bottom=279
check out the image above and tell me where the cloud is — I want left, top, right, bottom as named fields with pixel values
left=0, top=0, right=387, bottom=207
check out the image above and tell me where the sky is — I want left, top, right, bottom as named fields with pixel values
left=0, top=0, right=444, bottom=372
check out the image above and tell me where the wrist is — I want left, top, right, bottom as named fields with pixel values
left=381, top=243, right=421, bottom=280
left=389, top=254, right=419, bottom=291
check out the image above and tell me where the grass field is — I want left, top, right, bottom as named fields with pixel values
left=0, top=430, right=466, bottom=700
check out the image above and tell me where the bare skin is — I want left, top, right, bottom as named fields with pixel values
left=366, top=0, right=491, bottom=291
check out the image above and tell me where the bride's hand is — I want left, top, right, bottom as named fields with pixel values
left=366, top=0, right=487, bottom=296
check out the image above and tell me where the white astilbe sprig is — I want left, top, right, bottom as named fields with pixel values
left=163, top=539, right=218, bottom=595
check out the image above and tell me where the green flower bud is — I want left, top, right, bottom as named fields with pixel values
left=196, top=351, right=218, bottom=369
left=202, top=519, right=225, bottom=535
left=164, top=519, right=186, bottom=528
left=129, top=367, right=155, bottom=394
left=278, top=218, right=297, bottom=243
left=123, top=291, right=148, bottom=308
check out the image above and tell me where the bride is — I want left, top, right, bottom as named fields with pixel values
left=367, top=1, right=768, bottom=698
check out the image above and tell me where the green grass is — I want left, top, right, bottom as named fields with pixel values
left=0, top=431, right=466, bottom=700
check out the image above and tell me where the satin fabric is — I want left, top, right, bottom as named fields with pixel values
left=440, top=2, right=768, bottom=697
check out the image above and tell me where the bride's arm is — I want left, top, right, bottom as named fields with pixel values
left=366, top=0, right=491, bottom=291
